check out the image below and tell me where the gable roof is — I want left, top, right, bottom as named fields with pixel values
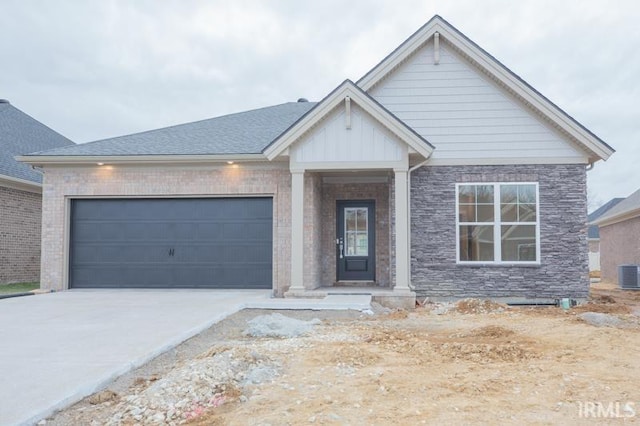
left=357, top=15, right=614, bottom=164
left=587, top=197, right=624, bottom=238
left=22, top=102, right=315, bottom=163
left=264, top=80, right=434, bottom=160
left=0, top=100, right=74, bottom=187
left=593, top=189, right=640, bottom=227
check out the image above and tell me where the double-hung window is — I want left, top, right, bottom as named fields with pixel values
left=456, top=183, right=539, bottom=264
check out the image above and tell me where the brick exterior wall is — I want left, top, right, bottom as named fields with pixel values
left=410, top=164, right=589, bottom=300
left=0, top=186, right=41, bottom=284
left=40, top=164, right=292, bottom=295
left=320, top=182, right=391, bottom=287
left=599, top=216, right=640, bottom=283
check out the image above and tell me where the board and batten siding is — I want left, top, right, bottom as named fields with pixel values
left=291, top=103, right=406, bottom=166
left=369, top=41, right=587, bottom=164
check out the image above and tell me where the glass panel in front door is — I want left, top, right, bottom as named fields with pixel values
left=344, top=207, right=368, bottom=256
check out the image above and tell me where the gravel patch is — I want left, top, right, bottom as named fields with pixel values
left=244, top=313, right=321, bottom=338
left=578, top=312, right=623, bottom=327
left=104, top=346, right=282, bottom=425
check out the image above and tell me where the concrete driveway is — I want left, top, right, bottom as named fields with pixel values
left=0, top=290, right=271, bottom=426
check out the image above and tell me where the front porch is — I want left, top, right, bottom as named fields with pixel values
left=261, top=81, right=435, bottom=308
left=284, top=170, right=416, bottom=309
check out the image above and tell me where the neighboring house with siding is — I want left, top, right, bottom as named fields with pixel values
left=592, top=189, right=640, bottom=283
left=19, top=16, right=614, bottom=307
left=0, top=99, right=74, bottom=284
left=587, top=198, right=624, bottom=274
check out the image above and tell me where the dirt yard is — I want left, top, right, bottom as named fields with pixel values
left=46, top=282, right=640, bottom=425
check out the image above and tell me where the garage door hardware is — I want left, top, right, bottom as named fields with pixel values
left=168, top=248, right=175, bottom=256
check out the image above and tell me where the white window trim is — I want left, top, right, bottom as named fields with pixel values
left=455, top=182, right=541, bottom=265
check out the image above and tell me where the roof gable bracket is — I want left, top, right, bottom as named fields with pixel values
left=345, top=96, right=351, bottom=129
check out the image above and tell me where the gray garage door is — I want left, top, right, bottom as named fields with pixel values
left=69, top=198, right=273, bottom=289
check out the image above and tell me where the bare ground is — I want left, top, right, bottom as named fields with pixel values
left=46, top=283, right=640, bottom=425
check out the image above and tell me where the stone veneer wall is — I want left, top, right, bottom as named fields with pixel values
left=40, top=164, right=292, bottom=295
left=599, top=216, right=640, bottom=283
left=320, top=182, right=391, bottom=287
left=0, top=186, right=42, bottom=284
left=410, top=164, right=589, bottom=299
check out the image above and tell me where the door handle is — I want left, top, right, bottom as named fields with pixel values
left=337, top=238, right=344, bottom=259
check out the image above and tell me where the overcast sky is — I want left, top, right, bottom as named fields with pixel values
left=1, top=0, right=638, bottom=208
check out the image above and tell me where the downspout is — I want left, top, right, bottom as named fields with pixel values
left=585, top=162, right=594, bottom=171
left=406, top=156, right=432, bottom=290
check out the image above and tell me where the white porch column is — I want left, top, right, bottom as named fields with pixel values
left=289, top=170, right=305, bottom=291
left=394, top=169, right=411, bottom=291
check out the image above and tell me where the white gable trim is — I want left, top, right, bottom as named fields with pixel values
left=593, top=208, right=640, bottom=227
left=0, top=174, right=41, bottom=194
left=357, top=16, right=614, bottom=163
left=263, top=80, right=434, bottom=161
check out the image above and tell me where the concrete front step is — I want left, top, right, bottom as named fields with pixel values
left=284, top=287, right=416, bottom=310
left=245, top=294, right=373, bottom=311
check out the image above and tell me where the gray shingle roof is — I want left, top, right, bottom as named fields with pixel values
left=27, top=102, right=316, bottom=157
left=587, top=197, right=624, bottom=238
left=594, top=188, right=640, bottom=226
left=0, top=101, right=74, bottom=183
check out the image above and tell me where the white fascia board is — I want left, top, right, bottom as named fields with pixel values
left=291, top=160, right=408, bottom=172
left=426, top=156, right=589, bottom=166
left=16, top=153, right=267, bottom=166
left=264, top=81, right=434, bottom=161
left=0, top=174, right=41, bottom=193
left=441, top=30, right=613, bottom=162
left=593, top=208, right=640, bottom=227
left=357, top=16, right=614, bottom=162
left=358, top=20, right=440, bottom=91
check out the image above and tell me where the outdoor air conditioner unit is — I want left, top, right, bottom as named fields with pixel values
left=618, top=265, right=640, bottom=289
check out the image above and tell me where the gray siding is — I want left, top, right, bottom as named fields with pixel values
left=410, top=164, right=589, bottom=299
left=369, top=42, right=586, bottom=164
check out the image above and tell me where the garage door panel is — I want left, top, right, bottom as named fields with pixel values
left=170, top=265, right=273, bottom=289
left=72, top=265, right=175, bottom=288
left=72, top=244, right=171, bottom=264
left=70, top=198, right=273, bottom=289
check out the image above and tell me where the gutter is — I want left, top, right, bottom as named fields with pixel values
left=0, top=173, right=41, bottom=194
left=592, top=207, right=640, bottom=228
left=16, top=153, right=268, bottom=166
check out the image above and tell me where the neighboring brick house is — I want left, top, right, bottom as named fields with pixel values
left=592, top=189, right=640, bottom=283
left=20, top=16, right=614, bottom=307
left=0, top=100, right=74, bottom=284
left=586, top=198, right=624, bottom=274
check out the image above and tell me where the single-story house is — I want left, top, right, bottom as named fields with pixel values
left=0, top=99, right=74, bottom=284
left=19, top=16, right=614, bottom=307
left=592, top=188, right=640, bottom=283
left=587, top=198, right=624, bottom=274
